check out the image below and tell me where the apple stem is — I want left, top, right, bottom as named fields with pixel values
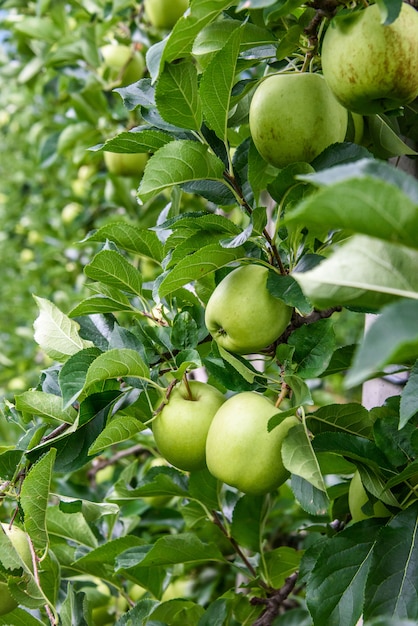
left=275, top=381, right=290, bottom=408
left=183, top=374, right=194, bottom=401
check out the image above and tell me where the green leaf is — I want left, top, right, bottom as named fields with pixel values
left=200, top=27, right=241, bottom=141
left=263, top=546, right=301, bottom=588
left=293, top=235, right=418, bottom=311
left=283, top=374, right=313, bottom=407
left=84, top=250, right=143, bottom=296
left=85, top=222, right=164, bottom=262
left=110, top=465, right=189, bottom=499
left=298, top=158, right=418, bottom=204
left=46, top=506, right=98, bottom=549
left=83, top=348, right=151, bottom=392
left=155, top=60, right=202, bottom=131
left=368, top=113, right=417, bottom=158
left=97, top=128, right=174, bottom=154
left=364, top=503, right=418, bottom=620
left=231, top=495, right=264, bottom=552
left=217, top=345, right=260, bottom=384
left=0, top=609, right=45, bottom=626
left=161, top=0, right=235, bottom=67
left=282, top=423, right=327, bottom=492
left=20, top=449, right=56, bottom=554
left=400, top=360, right=418, bottom=428
left=171, top=311, right=199, bottom=350
left=290, top=475, right=329, bottom=516
left=306, top=520, right=382, bottom=626
left=33, top=296, right=94, bottom=362
left=346, top=300, right=418, bottom=388
left=137, top=140, right=226, bottom=203
left=158, top=243, right=245, bottom=298
left=59, top=347, right=102, bottom=409
left=69, top=293, right=133, bottom=317
left=15, top=391, right=77, bottom=424
left=288, top=319, right=336, bottom=378
left=267, top=271, right=312, bottom=315
left=285, top=176, right=418, bottom=250
left=131, top=532, right=226, bottom=567
left=72, top=536, right=147, bottom=582
left=88, top=414, right=145, bottom=454
left=308, top=403, right=373, bottom=438
left=313, top=432, right=391, bottom=471
left=148, top=599, right=205, bottom=626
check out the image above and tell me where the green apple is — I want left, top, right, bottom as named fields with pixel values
left=0, top=524, right=32, bottom=616
left=100, top=44, right=145, bottom=87
left=321, top=3, right=418, bottom=115
left=206, top=392, right=299, bottom=495
left=249, top=72, right=347, bottom=168
left=152, top=381, right=225, bottom=471
left=348, top=471, right=391, bottom=522
left=104, top=151, right=148, bottom=178
left=205, top=264, right=292, bottom=355
left=144, top=0, right=188, bottom=30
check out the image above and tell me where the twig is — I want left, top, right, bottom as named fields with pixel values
left=276, top=306, right=342, bottom=345
left=223, top=170, right=287, bottom=275
left=251, top=572, right=299, bottom=625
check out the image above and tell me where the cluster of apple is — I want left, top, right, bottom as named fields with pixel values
left=101, top=0, right=188, bottom=178
left=152, top=264, right=298, bottom=495
left=250, top=2, right=418, bottom=168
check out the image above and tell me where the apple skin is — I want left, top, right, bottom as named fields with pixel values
left=321, top=3, right=418, bottom=115
left=104, top=151, right=148, bottom=178
left=0, top=524, right=32, bottom=616
left=348, top=471, right=391, bottom=523
left=100, top=44, right=145, bottom=87
left=152, top=381, right=225, bottom=472
left=144, top=0, right=188, bottom=29
left=249, top=73, right=347, bottom=168
left=205, top=264, right=292, bottom=355
left=206, top=392, right=298, bottom=495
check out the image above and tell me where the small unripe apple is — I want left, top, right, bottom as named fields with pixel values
left=321, top=3, right=418, bottom=114
left=348, top=471, right=391, bottom=522
left=152, top=381, right=225, bottom=471
left=249, top=72, right=347, bottom=168
left=144, top=0, right=188, bottom=29
left=206, top=392, right=299, bottom=495
left=100, top=44, right=145, bottom=87
left=205, top=264, right=292, bottom=355
left=104, top=151, right=148, bottom=178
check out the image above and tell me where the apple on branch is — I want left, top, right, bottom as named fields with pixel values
left=321, top=3, right=418, bottom=115
left=206, top=392, right=299, bottom=495
left=249, top=72, right=347, bottom=168
left=205, top=264, right=292, bottom=355
left=152, top=380, right=225, bottom=472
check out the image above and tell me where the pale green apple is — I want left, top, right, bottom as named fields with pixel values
left=206, top=392, right=299, bottom=495
left=0, top=524, right=32, bottom=616
left=104, top=151, right=148, bottom=178
left=144, top=0, right=188, bottom=29
left=152, top=381, right=225, bottom=471
left=205, top=264, right=292, bottom=354
left=321, top=3, right=418, bottom=114
left=100, top=44, right=145, bottom=87
left=249, top=72, right=347, bottom=168
left=348, top=471, right=391, bottom=522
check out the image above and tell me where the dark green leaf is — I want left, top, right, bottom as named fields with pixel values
left=307, top=520, right=383, bottom=626
left=364, top=503, right=418, bottom=620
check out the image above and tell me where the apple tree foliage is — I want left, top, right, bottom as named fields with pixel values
left=1, top=0, right=418, bottom=624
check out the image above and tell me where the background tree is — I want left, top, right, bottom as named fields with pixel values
left=1, top=1, right=418, bottom=625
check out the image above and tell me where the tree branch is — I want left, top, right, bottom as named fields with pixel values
left=251, top=572, right=299, bottom=625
